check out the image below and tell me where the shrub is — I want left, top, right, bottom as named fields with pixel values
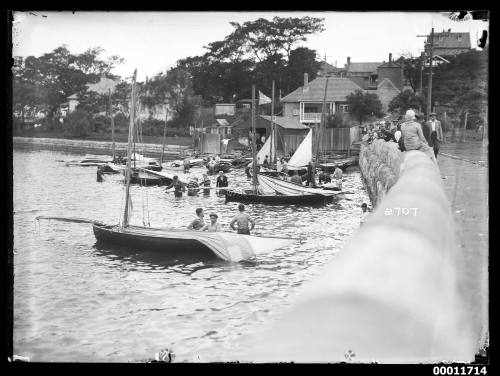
left=65, top=109, right=92, bottom=137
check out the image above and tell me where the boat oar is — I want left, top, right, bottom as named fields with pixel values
left=35, top=216, right=106, bottom=226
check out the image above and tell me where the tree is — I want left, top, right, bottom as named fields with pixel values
left=13, top=45, right=124, bottom=121
left=178, top=17, right=325, bottom=103
left=65, top=109, right=92, bottom=137
left=346, top=90, right=384, bottom=124
left=388, top=89, right=426, bottom=114
left=431, top=48, right=487, bottom=128
left=283, top=47, right=321, bottom=93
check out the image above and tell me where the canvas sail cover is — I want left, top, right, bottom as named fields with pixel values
left=256, top=136, right=275, bottom=164
left=287, top=129, right=312, bottom=169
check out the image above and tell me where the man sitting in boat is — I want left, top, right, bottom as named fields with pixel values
left=201, top=213, right=222, bottom=232
left=202, top=174, right=211, bottom=195
left=263, top=155, right=270, bottom=168
left=332, top=167, right=343, bottom=190
left=230, top=204, right=255, bottom=235
left=281, top=158, right=288, bottom=174
left=166, top=175, right=186, bottom=197
left=187, top=208, right=205, bottom=230
left=187, top=177, right=200, bottom=196
left=215, top=154, right=221, bottom=163
left=290, top=170, right=303, bottom=185
left=318, top=171, right=331, bottom=184
left=216, top=171, right=228, bottom=188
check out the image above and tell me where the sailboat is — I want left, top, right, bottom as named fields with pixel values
left=224, top=85, right=328, bottom=205
left=37, top=70, right=293, bottom=262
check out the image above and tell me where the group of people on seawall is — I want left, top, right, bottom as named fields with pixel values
left=186, top=204, right=256, bottom=234
left=363, top=109, right=443, bottom=165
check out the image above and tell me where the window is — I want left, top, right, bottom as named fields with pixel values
left=458, top=35, right=462, bottom=41
left=337, top=104, right=349, bottom=113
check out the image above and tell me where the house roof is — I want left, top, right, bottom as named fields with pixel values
left=378, top=60, right=401, bottom=68
left=86, top=76, right=120, bottom=95
left=281, top=77, right=364, bottom=103
left=318, top=61, right=344, bottom=73
left=347, top=62, right=382, bottom=73
left=215, top=119, right=230, bottom=126
left=429, top=32, right=471, bottom=49
left=260, top=115, right=308, bottom=129
left=233, top=115, right=308, bottom=131
left=377, top=77, right=401, bottom=92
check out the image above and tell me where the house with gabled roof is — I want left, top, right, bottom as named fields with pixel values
left=281, top=73, right=364, bottom=125
left=425, top=29, right=471, bottom=58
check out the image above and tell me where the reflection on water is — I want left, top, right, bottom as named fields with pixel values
left=13, top=149, right=370, bottom=362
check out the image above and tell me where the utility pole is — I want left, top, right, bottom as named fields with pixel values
left=270, top=80, right=275, bottom=164
left=417, top=27, right=435, bottom=121
left=251, top=85, right=258, bottom=193
left=109, top=89, right=115, bottom=160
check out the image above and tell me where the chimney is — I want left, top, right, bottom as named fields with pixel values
left=335, top=60, right=337, bottom=67
left=304, top=73, right=309, bottom=86
left=389, top=53, right=392, bottom=63
left=347, top=56, right=351, bottom=66
left=448, top=28, right=451, bottom=32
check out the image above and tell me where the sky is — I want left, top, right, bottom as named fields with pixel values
left=12, top=11, right=489, bottom=82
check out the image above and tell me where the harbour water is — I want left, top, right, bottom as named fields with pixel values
left=13, top=149, right=370, bottom=362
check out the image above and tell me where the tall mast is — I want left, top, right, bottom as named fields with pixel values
left=426, top=27, right=434, bottom=121
left=315, top=76, right=329, bottom=169
left=251, top=85, right=258, bottom=194
left=270, top=80, right=275, bottom=164
left=109, top=88, right=115, bottom=160
left=160, top=108, right=168, bottom=165
left=122, top=69, right=137, bottom=227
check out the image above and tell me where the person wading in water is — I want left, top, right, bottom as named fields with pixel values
left=166, top=175, right=186, bottom=198
left=187, top=208, right=205, bottom=230
left=230, top=204, right=255, bottom=235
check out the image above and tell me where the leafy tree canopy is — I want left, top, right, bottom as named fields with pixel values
left=346, top=90, right=384, bottom=124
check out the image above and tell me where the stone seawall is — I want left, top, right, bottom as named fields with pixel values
left=230, top=149, right=475, bottom=363
left=13, top=137, right=192, bottom=159
left=359, top=139, right=403, bottom=206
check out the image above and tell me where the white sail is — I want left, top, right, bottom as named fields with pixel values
left=256, top=136, right=275, bottom=165
left=287, top=129, right=312, bottom=169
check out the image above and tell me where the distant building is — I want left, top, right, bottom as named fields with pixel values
left=344, top=53, right=404, bottom=92
left=281, top=73, right=364, bottom=125
left=215, top=103, right=236, bottom=116
left=377, top=78, right=401, bottom=113
left=317, top=61, right=344, bottom=77
left=425, top=29, right=471, bottom=58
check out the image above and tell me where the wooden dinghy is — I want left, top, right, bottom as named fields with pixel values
left=224, top=189, right=328, bottom=205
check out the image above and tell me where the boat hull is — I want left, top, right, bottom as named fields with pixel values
left=224, top=190, right=329, bottom=205
left=92, top=224, right=215, bottom=258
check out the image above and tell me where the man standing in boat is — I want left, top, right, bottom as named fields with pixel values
left=201, top=213, right=222, bottom=232
left=166, top=175, right=186, bottom=198
left=187, top=208, right=205, bottom=230
left=230, top=204, right=255, bottom=235
left=305, top=161, right=317, bottom=187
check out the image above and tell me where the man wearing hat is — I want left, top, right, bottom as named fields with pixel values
left=401, top=109, right=437, bottom=165
left=425, top=112, right=443, bottom=158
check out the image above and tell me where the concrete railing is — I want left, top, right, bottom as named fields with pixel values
left=359, top=139, right=403, bottom=206
left=231, top=149, right=475, bottom=363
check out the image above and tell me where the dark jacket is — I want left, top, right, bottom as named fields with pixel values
left=216, top=175, right=228, bottom=187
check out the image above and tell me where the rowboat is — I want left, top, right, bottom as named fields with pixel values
left=65, top=158, right=111, bottom=167
left=129, top=168, right=173, bottom=186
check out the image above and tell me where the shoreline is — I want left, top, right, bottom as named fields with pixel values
left=13, top=136, right=193, bottom=159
